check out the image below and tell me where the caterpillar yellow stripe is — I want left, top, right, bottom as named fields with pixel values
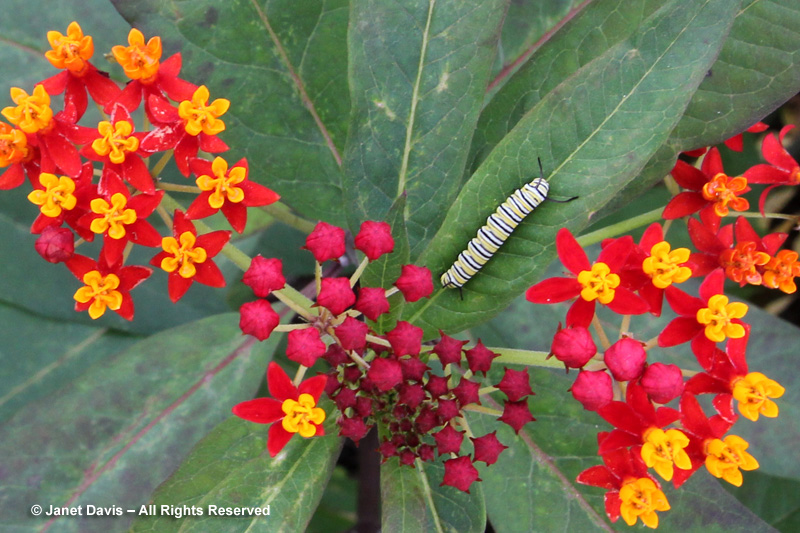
left=440, top=177, right=550, bottom=289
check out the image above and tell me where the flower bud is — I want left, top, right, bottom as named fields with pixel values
left=571, top=370, right=613, bottom=411
left=641, top=362, right=684, bottom=403
left=394, top=264, right=433, bottom=302
left=35, top=226, right=74, bottom=263
left=238, top=299, right=279, bottom=340
left=604, top=337, right=646, bottom=381
left=354, top=220, right=394, bottom=261
left=551, top=325, right=596, bottom=368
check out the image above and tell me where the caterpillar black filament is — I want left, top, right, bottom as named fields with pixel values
left=440, top=174, right=550, bottom=289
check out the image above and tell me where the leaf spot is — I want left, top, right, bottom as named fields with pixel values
left=373, top=100, right=396, bottom=121
left=436, top=72, right=450, bottom=93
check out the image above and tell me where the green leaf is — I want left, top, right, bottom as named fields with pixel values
left=342, top=0, right=509, bottom=256
left=0, top=314, right=278, bottom=533
left=725, top=471, right=800, bottom=531
left=381, top=457, right=485, bottom=533
left=112, top=0, right=349, bottom=223
left=0, top=302, right=140, bottom=424
left=604, top=0, right=800, bottom=219
left=470, top=0, right=665, bottom=172
left=405, top=0, right=740, bottom=337
left=130, top=413, right=342, bottom=533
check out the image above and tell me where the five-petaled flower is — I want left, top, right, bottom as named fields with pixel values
left=232, top=362, right=327, bottom=457
left=150, top=210, right=230, bottom=302
left=65, top=253, right=151, bottom=320
left=526, top=228, right=648, bottom=327
left=186, top=157, right=279, bottom=233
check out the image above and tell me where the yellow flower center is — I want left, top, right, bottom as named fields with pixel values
left=642, top=241, right=692, bottom=289
left=641, top=428, right=692, bottom=482
left=281, top=393, right=326, bottom=438
left=762, top=249, right=800, bottom=294
left=111, top=28, right=162, bottom=82
left=696, top=294, right=748, bottom=343
left=731, top=372, right=785, bottom=422
left=178, top=85, right=230, bottom=137
left=73, top=270, right=123, bottom=319
left=704, top=435, right=759, bottom=487
left=27, top=173, right=77, bottom=218
left=45, top=21, right=94, bottom=74
left=196, top=157, right=245, bottom=209
left=0, top=123, right=30, bottom=167
left=91, top=120, right=139, bottom=164
left=577, top=262, right=619, bottom=304
left=1, top=85, right=54, bottom=134
left=160, top=231, right=207, bottom=278
left=618, top=477, right=670, bottom=529
left=90, top=193, right=137, bottom=239
left=701, top=173, right=749, bottom=217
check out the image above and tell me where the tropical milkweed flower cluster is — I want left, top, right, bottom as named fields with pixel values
left=0, top=22, right=280, bottom=319
left=233, top=220, right=534, bottom=492
left=525, top=125, right=789, bottom=528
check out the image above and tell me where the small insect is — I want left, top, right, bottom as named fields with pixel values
left=440, top=159, right=573, bottom=291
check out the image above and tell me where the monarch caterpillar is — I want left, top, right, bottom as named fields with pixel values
left=441, top=161, right=567, bottom=290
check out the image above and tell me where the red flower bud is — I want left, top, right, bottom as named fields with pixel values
left=464, top=340, right=499, bottom=376
left=425, top=374, right=449, bottom=398
left=495, top=367, right=533, bottom=402
left=286, top=327, right=326, bottom=367
left=355, top=286, right=390, bottom=321
left=242, top=255, right=285, bottom=297
left=317, top=277, right=356, bottom=316
left=323, top=343, right=350, bottom=366
left=304, top=221, right=345, bottom=262
left=238, top=299, right=280, bottom=341
left=334, top=316, right=368, bottom=351
left=398, top=382, right=426, bottom=409
left=436, top=398, right=460, bottom=422
left=452, top=377, right=481, bottom=406
left=418, top=444, right=435, bottom=462
left=333, top=386, right=358, bottom=410
left=354, top=220, right=394, bottom=261
left=415, top=405, right=438, bottom=433
left=386, top=320, right=423, bottom=357
left=570, top=370, right=613, bottom=411
left=551, top=325, right=596, bottom=368
left=339, top=416, right=368, bottom=443
left=434, top=424, right=464, bottom=456
left=35, top=226, right=74, bottom=263
left=400, top=357, right=429, bottom=382
left=641, top=362, right=684, bottom=403
left=498, top=399, right=535, bottom=434
left=394, top=264, right=433, bottom=302
left=432, top=331, right=467, bottom=368
left=367, top=357, right=403, bottom=391
left=471, top=431, right=508, bottom=465
left=441, top=455, right=481, bottom=493
left=604, top=337, right=647, bottom=381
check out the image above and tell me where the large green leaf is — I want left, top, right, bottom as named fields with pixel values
left=0, top=314, right=278, bottom=533
left=112, top=0, right=349, bottom=224
left=601, top=0, right=800, bottom=220
left=130, top=412, right=342, bottom=533
left=405, top=0, right=740, bottom=338
left=342, top=0, right=509, bottom=257
left=381, top=456, right=485, bottom=533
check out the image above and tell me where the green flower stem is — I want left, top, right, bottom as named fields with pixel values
left=150, top=149, right=174, bottom=179
left=350, top=257, right=369, bottom=288
left=157, top=182, right=202, bottom=194
left=576, top=207, right=664, bottom=247
left=260, top=202, right=318, bottom=234
left=462, top=404, right=502, bottom=416
left=734, top=210, right=798, bottom=222
left=491, top=347, right=564, bottom=369
left=158, top=191, right=316, bottom=318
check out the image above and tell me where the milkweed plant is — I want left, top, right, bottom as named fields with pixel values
left=3, top=1, right=800, bottom=532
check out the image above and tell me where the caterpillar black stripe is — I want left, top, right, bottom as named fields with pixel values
left=440, top=172, right=551, bottom=289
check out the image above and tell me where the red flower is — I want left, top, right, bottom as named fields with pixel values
left=239, top=299, right=280, bottom=341
left=526, top=229, right=648, bottom=327
left=232, top=362, right=327, bottom=457
left=150, top=210, right=230, bottom=302
left=28, top=161, right=95, bottom=240
left=658, top=269, right=748, bottom=356
left=65, top=253, right=151, bottom=320
left=744, top=125, right=800, bottom=212
left=663, top=148, right=749, bottom=232
left=141, top=92, right=230, bottom=176
left=304, top=221, right=345, bottom=263
left=79, top=172, right=163, bottom=265
left=354, top=220, right=394, bottom=261
left=0, top=119, right=37, bottom=190
left=242, top=255, right=285, bottom=297
left=441, top=455, right=481, bottom=493
left=186, top=157, right=279, bottom=233
left=80, top=104, right=153, bottom=193
left=286, top=327, right=327, bottom=367
left=394, top=264, right=434, bottom=302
